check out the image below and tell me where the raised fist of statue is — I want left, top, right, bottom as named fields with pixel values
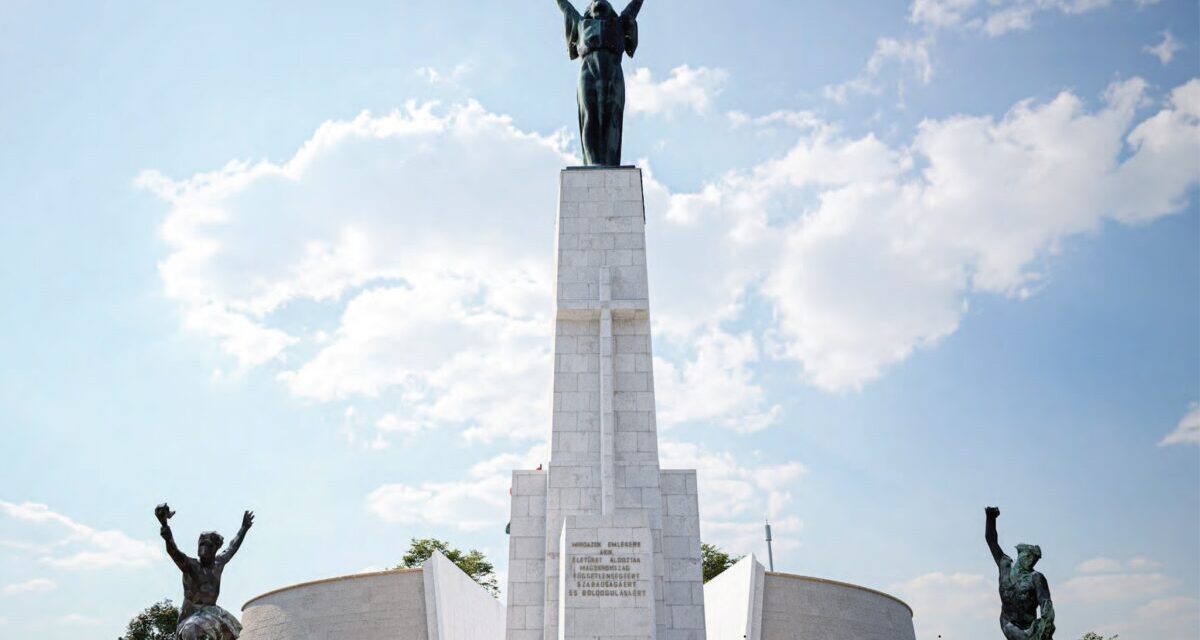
left=241, top=510, right=255, bottom=531
left=985, top=506, right=1001, bottom=519
left=155, top=503, right=176, bottom=526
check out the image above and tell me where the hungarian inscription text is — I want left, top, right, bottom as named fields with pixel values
left=567, top=540, right=646, bottom=598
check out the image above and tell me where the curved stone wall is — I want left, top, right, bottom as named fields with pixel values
left=239, top=569, right=429, bottom=640
left=760, top=572, right=915, bottom=640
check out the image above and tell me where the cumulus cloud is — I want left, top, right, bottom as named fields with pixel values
left=367, top=444, right=547, bottom=531
left=140, top=101, right=573, bottom=442
left=2, top=578, right=56, bottom=595
left=1078, top=555, right=1165, bottom=573
left=745, top=78, right=1198, bottom=390
left=1160, top=402, right=1200, bottom=446
left=1060, top=572, right=1178, bottom=604
left=660, top=440, right=806, bottom=552
left=654, top=329, right=781, bottom=432
left=626, top=65, right=729, bottom=117
left=1087, top=596, right=1200, bottom=640
left=910, top=0, right=979, bottom=27
left=824, top=37, right=933, bottom=104
left=58, top=614, right=102, bottom=626
left=0, top=501, right=160, bottom=570
left=366, top=437, right=806, bottom=556
left=142, top=76, right=1199, bottom=441
left=909, top=0, right=1153, bottom=36
left=889, top=572, right=994, bottom=637
left=1145, top=32, right=1183, bottom=65
left=417, top=63, right=472, bottom=85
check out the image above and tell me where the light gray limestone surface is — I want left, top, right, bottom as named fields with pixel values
left=506, top=167, right=705, bottom=640
left=425, top=550, right=507, bottom=640
left=702, top=555, right=764, bottom=640
left=239, top=569, right=429, bottom=640
left=240, top=551, right=504, bottom=640
left=759, top=572, right=915, bottom=640
left=702, top=555, right=916, bottom=640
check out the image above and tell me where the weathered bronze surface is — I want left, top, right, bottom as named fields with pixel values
left=986, top=507, right=1055, bottom=640
left=554, top=0, right=645, bottom=166
left=156, top=503, right=254, bottom=640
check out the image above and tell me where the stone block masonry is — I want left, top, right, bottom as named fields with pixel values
left=506, top=167, right=705, bottom=640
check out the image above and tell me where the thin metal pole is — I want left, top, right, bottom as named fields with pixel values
left=765, top=520, right=775, bottom=572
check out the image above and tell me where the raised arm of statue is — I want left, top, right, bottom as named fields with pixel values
left=985, top=506, right=1010, bottom=568
left=555, top=0, right=582, bottom=59
left=620, top=0, right=642, bottom=57
left=621, top=0, right=644, bottom=20
left=556, top=0, right=581, bottom=20
left=155, top=503, right=192, bottom=572
left=217, top=510, right=254, bottom=566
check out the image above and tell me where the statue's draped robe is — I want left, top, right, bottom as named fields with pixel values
left=560, top=1, right=640, bottom=166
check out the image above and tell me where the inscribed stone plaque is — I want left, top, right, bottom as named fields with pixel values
left=558, top=513, right=656, bottom=640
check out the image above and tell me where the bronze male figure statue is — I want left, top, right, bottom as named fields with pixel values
left=554, top=0, right=645, bottom=166
left=156, top=503, right=253, bottom=640
left=986, top=506, right=1055, bottom=640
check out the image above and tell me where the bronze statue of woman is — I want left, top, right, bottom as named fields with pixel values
left=554, top=0, right=645, bottom=166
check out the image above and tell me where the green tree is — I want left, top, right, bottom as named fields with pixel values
left=1079, top=634, right=1118, bottom=640
left=701, top=542, right=743, bottom=583
left=120, top=600, right=178, bottom=640
left=395, top=537, right=499, bottom=596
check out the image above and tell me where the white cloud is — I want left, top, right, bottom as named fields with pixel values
left=1077, top=556, right=1124, bottom=573
left=1091, top=596, right=1200, bottom=640
left=141, top=97, right=778, bottom=442
left=909, top=0, right=1151, bottom=36
left=750, top=78, right=1199, bottom=390
left=2, top=578, right=56, bottom=595
left=889, top=572, right=994, bottom=638
left=141, top=101, right=572, bottom=443
left=1160, top=402, right=1200, bottom=446
left=824, top=37, right=933, bottom=104
left=1127, top=555, right=1165, bottom=571
left=701, top=516, right=803, bottom=560
left=626, top=65, right=729, bottom=117
left=367, top=444, right=547, bottom=531
left=727, top=110, right=820, bottom=131
left=143, top=77, right=1200, bottom=435
left=417, top=63, right=472, bottom=85
left=909, top=0, right=979, bottom=27
left=58, top=614, right=102, bottom=626
left=0, top=501, right=160, bottom=570
left=1136, top=596, right=1200, bottom=619
left=660, top=440, right=806, bottom=553
left=1078, top=555, right=1165, bottom=573
left=654, top=329, right=781, bottom=432
left=1060, top=572, right=1178, bottom=604
left=367, top=437, right=805, bottom=555
left=1142, top=31, right=1180, bottom=65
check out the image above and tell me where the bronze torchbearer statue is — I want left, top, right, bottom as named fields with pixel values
left=554, top=0, right=645, bottom=166
left=986, top=507, right=1055, bottom=640
left=156, top=503, right=253, bottom=640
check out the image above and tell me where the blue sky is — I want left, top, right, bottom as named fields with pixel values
left=0, top=1, right=1197, bottom=638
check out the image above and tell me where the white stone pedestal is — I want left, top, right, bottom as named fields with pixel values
left=505, top=168, right=706, bottom=640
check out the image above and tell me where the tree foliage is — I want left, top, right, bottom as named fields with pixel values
left=121, top=599, right=178, bottom=640
left=701, top=542, right=743, bottom=583
left=1079, top=634, right=1118, bottom=640
left=396, top=537, right=499, bottom=596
